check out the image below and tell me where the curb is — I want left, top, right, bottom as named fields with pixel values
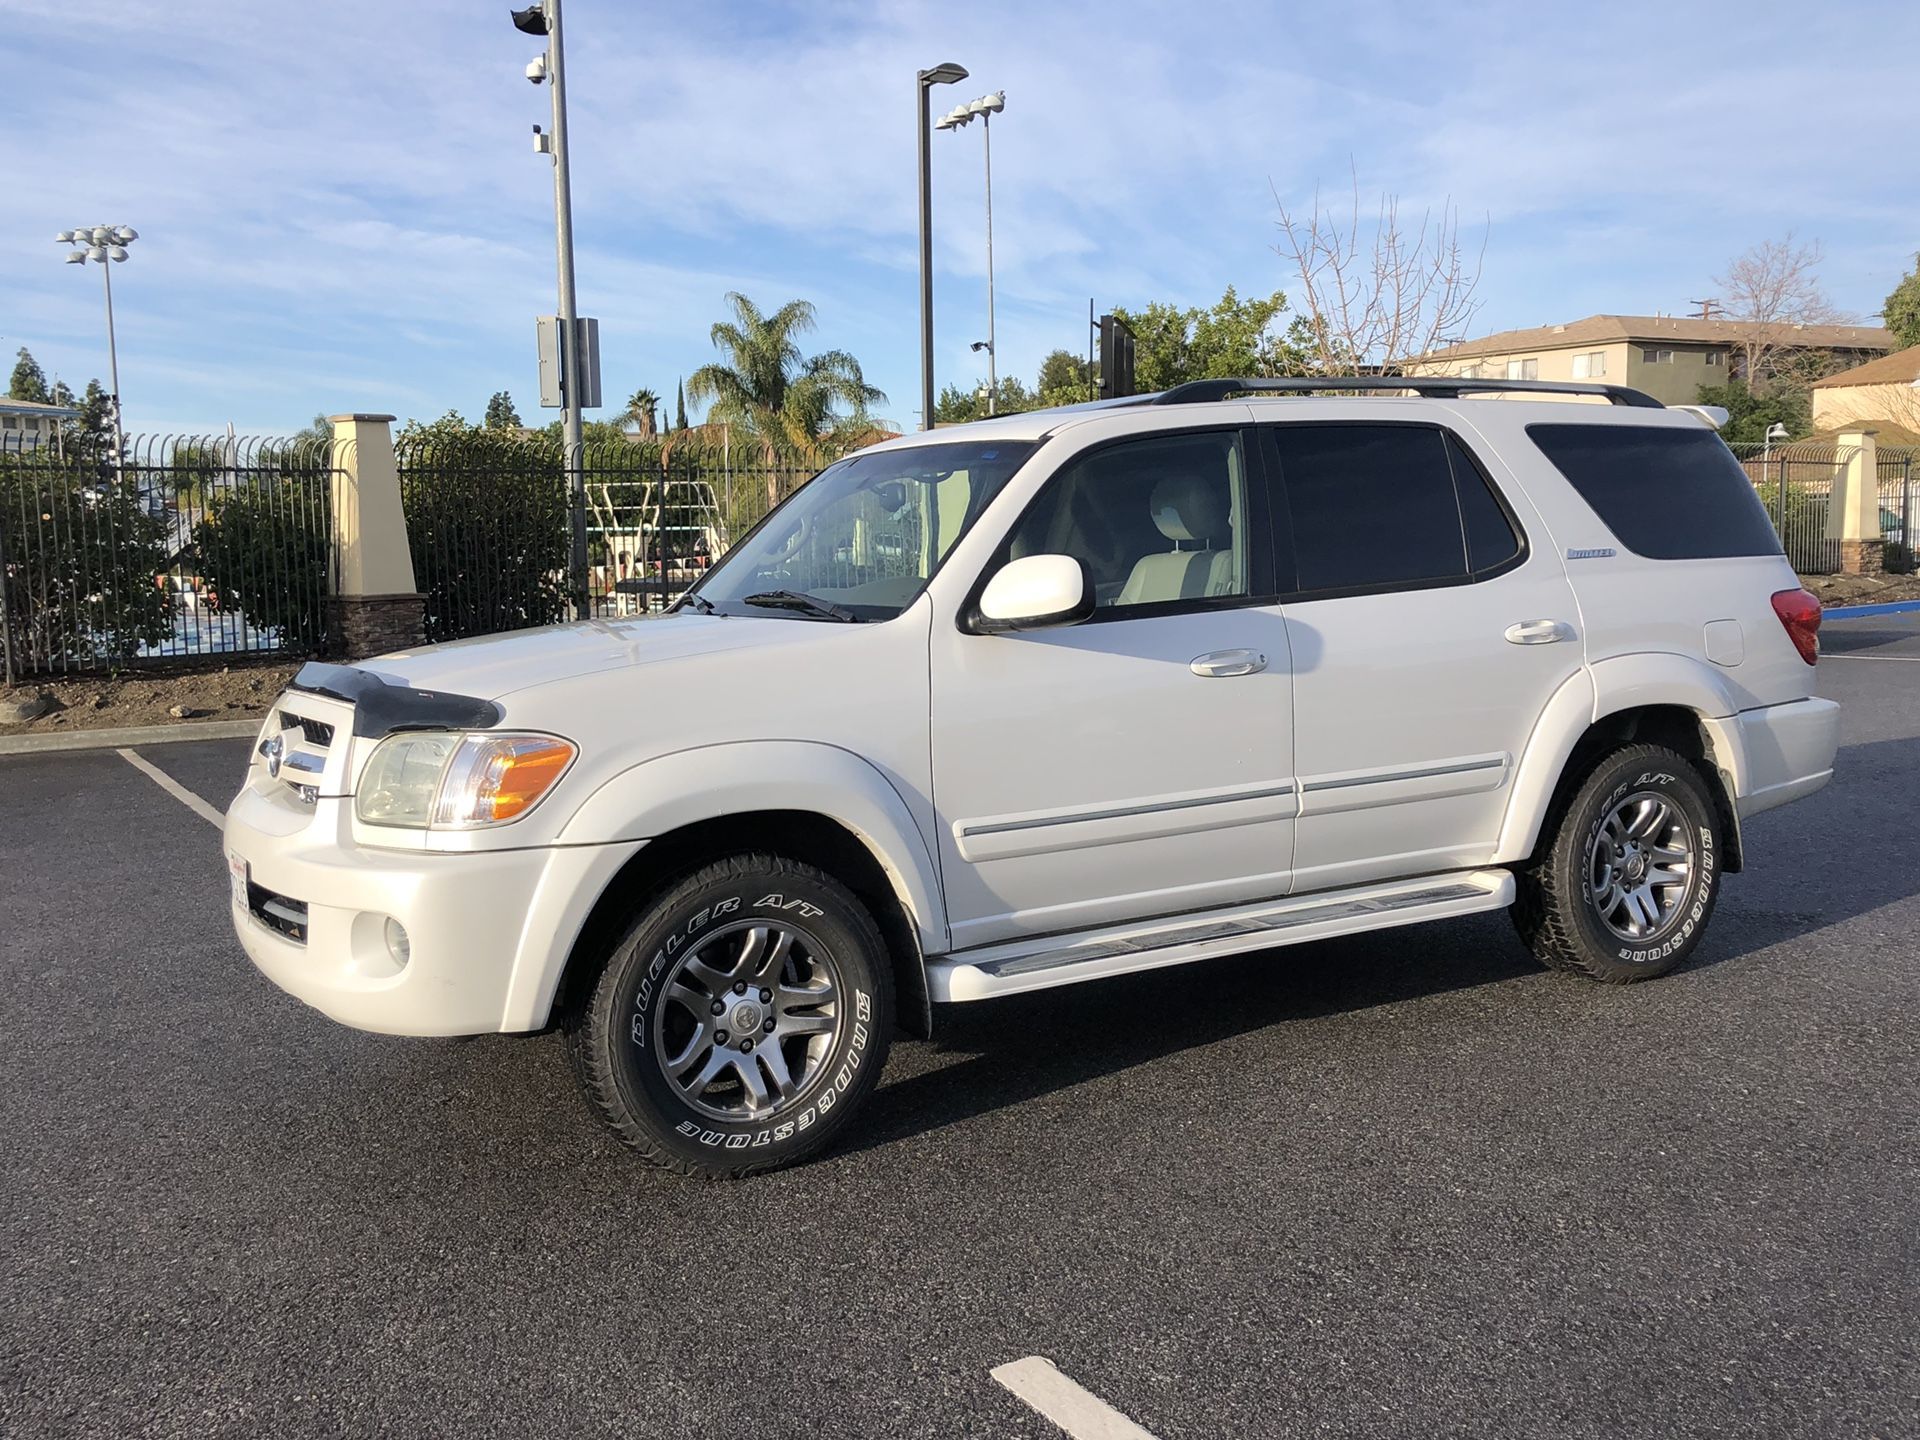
left=0, top=718, right=261, bottom=757
left=1823, top=599, right=1920, bottom=621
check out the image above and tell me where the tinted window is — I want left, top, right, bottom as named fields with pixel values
left=1272, top=425, right=1466, bottom=593
left=1007, top=430, right=1256, bottom=611
left=1449, top=435, right=1523, bottom=572
left=1528, top=424, right=1783, bottom=560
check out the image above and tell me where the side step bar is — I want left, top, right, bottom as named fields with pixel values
left=926, top=869, right=1515, bottom=1003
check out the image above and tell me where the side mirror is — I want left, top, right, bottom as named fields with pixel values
left=974, top=553, right=1094, bottom=633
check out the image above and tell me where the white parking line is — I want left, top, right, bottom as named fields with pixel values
left=117, top=748, right=223, bottom=831
left=991, top=1357, right=1160, bottom=1440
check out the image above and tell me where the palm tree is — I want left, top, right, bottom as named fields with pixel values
left=623, top=387, right=661, bottom=438
left=685, top=293, right=886, bottom=458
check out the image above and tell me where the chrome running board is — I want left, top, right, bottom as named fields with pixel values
left=926, top=869, right=1515, bottom=1003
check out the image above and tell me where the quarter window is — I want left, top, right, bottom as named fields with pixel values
left=1005, top=430, right=1255, bottom=612
left=1268, top=425, right=1522, bottom=595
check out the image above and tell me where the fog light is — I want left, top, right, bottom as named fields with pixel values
left=384, top=917, right=411, bottom=968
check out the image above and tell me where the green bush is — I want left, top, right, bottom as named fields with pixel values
left=191, top=475, right=331, bottom=650
left=0, top=451, right=172, bottom=672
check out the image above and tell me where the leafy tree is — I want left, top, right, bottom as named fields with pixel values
left=59, top=379, right=113, bottom=448
left=675, top=378, right=688, bottom=431
left=292, top=413, right=334, bottom=449
left=484, top=391, right=523, bottom=429
left=934, top=377, right=1034, bottom=424
left=1884, top=253, right=1920, bottom=350
left=191, top=472, right=332, bottom=650
left=623, top=387, right=661, bottom=437
left=0, top=446, right=172, bottom=669
left=685, top=293, right=886, bottom=458
left=1111, top=287, right=1308, bottom=392
left=1035, top=349, right=1092, bottom=406
left=9, top=347, right=50, bottom=403
left=395, top=413, right=570, bottom=640
left=1696, top=379, right=1811, bottom=445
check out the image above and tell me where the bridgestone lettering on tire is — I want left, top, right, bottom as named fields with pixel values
left=568, top=853, right=894, bottom=1177
left=1512, top=743, right=1722, bottom=984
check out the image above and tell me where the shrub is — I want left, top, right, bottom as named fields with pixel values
left=190, top=474, right=331, bottom=651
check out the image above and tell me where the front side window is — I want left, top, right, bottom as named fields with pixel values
left=689, top=439, right=1037, bottom=621
left=1269, top=424, right=1523, bottom=596
left=1003, top=430, right=1256, bottom=612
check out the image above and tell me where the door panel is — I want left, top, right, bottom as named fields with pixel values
left=1267, top=420, right=1583, bottom=893
left=929, top=424, right=1295, bottom=950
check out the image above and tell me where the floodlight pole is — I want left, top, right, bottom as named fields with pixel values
left=543, top=0, right=589, bottom=619
left=980, top=108, right=996, bottom=414
left=98, top=257, right=126, bottom=468
left=916, top=63, right=967, bottom=430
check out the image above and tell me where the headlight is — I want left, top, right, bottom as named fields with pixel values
left=354, top=732, right=576, bottom=830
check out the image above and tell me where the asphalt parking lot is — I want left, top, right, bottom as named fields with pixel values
left=3, top=620, right=1917, bottom=1439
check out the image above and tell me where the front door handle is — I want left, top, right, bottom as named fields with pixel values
left=1190, top=648, right=1267, bottom=678
left=1504, top=619, right=1577, bottom=645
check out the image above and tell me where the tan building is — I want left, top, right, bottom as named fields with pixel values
left=1413, top=315, right=1895, bottom=406
left=0, top=397, right=80, bottom=450
left=1809, top=344, right=1920, bottom=445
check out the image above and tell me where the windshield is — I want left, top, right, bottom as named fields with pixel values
left=686, top=439, right=1040, bottom=621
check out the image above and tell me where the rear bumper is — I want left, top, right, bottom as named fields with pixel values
left=1705, top=696, right=1840, bottom=820
left=223, top=785, right=645, bottom=1037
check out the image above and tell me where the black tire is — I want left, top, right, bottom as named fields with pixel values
left=1512, top=743, right=1724, bottom=983
left=568, top=853, right=894, bottom=1177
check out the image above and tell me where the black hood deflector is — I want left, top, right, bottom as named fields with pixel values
left=290, top=662, right=503, bottom=739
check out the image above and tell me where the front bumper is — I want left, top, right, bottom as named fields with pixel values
left=223, top=780, right=644, bottom=1037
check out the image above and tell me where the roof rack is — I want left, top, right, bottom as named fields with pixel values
left=1150, top=377, right=1665, bottom=409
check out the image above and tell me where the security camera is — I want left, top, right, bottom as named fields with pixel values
left=525, top=54, right=548, bottom=83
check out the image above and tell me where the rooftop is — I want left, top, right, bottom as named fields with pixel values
left=1421, top=314, right=1896, bottom=362
left=0, top=397, right=82, bottom=417
left=1810, top=343, right=1920, bottom=389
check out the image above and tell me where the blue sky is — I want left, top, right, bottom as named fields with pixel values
left=5, top=0, right=1918, bottom=436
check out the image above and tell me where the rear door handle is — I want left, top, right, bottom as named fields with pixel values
left=1190, top=648, right=1267, bottom=677
left=1504, top=619, right=1577, bottom=645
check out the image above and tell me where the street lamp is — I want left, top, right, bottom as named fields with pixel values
left=1763, top=420, right=1790, bottom=528
left=514, top=0, right=590, bottom=619
left=916, top=61, right=968, bottom=430
left=937, top=92, right=1005, bottom=414
left=55, top=224, right=137, bottom=462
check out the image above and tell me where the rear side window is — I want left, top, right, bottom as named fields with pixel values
left=1527, top=424, right=1783, bottom=560
left=1267, top=424, right=1523, bottom=595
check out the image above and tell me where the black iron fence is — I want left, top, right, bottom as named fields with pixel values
left=1728, top=442, right=1919, bottom=575
left=0, top=433, right=335, bottom=682
left=397, top=433, right=820, bottom=640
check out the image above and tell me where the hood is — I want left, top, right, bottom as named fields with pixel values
left=357, top=612, right=815, bottom=701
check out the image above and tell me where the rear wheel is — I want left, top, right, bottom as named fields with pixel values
left=1512, top=743, right=1723, bottom=983
left=568, top=853, right=894, bottom=1177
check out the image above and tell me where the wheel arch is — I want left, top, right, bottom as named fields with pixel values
left=518, top=741, right=946, bottom=1038
left=1497, top=662, right=1744, bottom=872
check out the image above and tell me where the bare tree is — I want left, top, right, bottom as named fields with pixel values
left=1714, top=235, right=1850, bottom=391
left=1273, top=171, right=1486, bottom=374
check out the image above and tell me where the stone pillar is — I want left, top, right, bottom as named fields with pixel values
left=1828, top=427, right=1884, bottom=575
left=326, top=414, right=425, bottom=658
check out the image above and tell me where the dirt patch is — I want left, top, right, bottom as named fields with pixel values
left=1802, top=571, right=1920, bottom=607
left=0, top=661, right=298, bottom=737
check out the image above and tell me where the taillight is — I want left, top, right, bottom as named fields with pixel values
left=1771, top=588, right=1822, bottom=665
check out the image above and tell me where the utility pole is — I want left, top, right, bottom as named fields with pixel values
left=916, top=62, right=968, bottom=431
left=516, top=0, right=590, bottom=619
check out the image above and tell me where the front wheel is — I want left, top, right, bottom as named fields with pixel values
left=569, top=854, right=894, bottom=1177
left=1512, top=743, right=1723, bottom=983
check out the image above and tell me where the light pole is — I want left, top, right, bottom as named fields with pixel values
left=916, top=62, right=968, bottom=430
left=1764, top=420, right=1790, bottom=532
left=937, top=92, right=1004, bottom=415
left=56, top=225, right=137, bottom=462
left=515, top=1, right=589, bottom=619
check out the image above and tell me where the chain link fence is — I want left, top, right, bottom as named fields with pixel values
left=0, top=433, right=335, bottom=683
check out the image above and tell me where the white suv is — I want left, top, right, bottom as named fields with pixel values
left=222, top=378, right=1840, bottom=1176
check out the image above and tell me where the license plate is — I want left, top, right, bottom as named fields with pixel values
left=227, top=852, right=249, bottom=912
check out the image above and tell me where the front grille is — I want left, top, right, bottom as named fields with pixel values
left=295, top=716, right=334, bottom=748
left=267, top=705, right=341, bottom=806
left=246, top=880, right=308, bottom=944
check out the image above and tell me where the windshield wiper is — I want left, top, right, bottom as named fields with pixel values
left=742, top=589, right=862, bottom=623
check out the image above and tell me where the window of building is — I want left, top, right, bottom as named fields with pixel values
left=1268, top=424, right=1522, bottom=596
left=1458, top=363, right=1481, bottom=380
left=1, top=417, right=17, bottom=430
left=1527, top=425, right=1783, bottom=560
left=1571, top=352, right=1607, bottom=379
left=1704, top=351, right=1725, bottom=367
left=1505, top=358, right=1539, bottom=380
left=1642, top=348, right=1675, bottom=364
left=1006, top=430, right=1255, bottom=612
